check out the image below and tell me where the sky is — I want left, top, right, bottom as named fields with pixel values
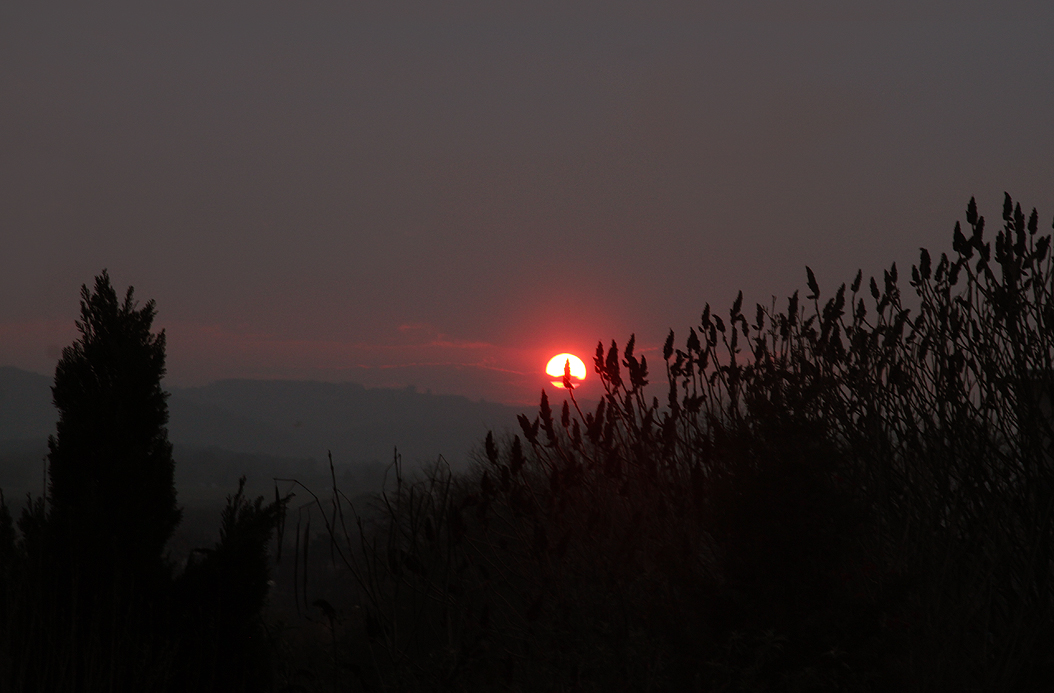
left=2, top=2, right=1053, bottom=405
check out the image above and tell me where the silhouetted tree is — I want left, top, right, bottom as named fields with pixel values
left=47, top=270, right=181, bottom=586
left=3, top=272, right=293, bottom=692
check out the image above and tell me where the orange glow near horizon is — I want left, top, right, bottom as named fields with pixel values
left=545, top=353, right=587, bottom=389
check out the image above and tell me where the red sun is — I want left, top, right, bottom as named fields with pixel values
left=545, top=353, right=587, bottom=389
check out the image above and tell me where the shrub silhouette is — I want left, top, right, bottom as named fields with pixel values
left=291, top=194, right=1053, bottom=692
left=173, top=477, right=288, bottom=692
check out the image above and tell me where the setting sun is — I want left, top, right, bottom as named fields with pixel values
left=545, top=353, right=587, bottom=389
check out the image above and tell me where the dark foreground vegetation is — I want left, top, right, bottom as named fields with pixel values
left=3, top=194, right=1053, bottom=691
left=288, top=194, right=1053, bottom=692
left=1, top=272, right=287, bottom=692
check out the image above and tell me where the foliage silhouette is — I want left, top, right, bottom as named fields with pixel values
left=286, top=194, right=1053, bottom=692
left=172, top=476, right=289, bottom=692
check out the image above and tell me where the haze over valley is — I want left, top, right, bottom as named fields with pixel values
left=0, top=365, right=526, bottom=507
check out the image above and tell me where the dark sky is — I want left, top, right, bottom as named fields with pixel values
left=3, top=2, right=1053, bottom=404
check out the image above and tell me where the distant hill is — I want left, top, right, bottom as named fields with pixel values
left=0, top=366, right=527, bottom=504
left=168, top=378, right=525, bottom=466
left=0, top=367, right=54, bottom=440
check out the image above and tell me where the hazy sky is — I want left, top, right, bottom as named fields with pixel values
left=3, top=2, right=1053, bottom=404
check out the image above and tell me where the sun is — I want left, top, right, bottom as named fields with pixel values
left=545, top=353, right=587, bottom=389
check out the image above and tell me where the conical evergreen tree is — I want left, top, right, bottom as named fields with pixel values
left=47, top=270, right=181, bottom=584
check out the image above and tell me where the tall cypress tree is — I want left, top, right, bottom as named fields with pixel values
left=47, top=271, right=181, bottom=583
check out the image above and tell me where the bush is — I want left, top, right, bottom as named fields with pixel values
left=173, top=477, right=289, bottom=692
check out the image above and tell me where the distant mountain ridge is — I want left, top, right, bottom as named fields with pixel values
left=167, top=378, right=526, bottom=465
left=1, top=365, right=527, bottom=481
